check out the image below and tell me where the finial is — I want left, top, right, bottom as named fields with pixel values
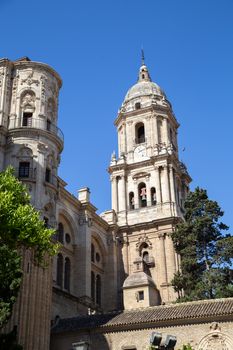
left=141, top=47, right=145, bottom=66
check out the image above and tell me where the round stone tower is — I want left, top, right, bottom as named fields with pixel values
left=0, top=57, right=63, bottom=350
left=0, top=56, right=63, bottom=224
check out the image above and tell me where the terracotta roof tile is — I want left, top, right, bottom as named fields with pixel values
left=52, top=298, right=233, bottom=334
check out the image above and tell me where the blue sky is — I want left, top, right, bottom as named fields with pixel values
left=1, top=0, right=233, bottom=229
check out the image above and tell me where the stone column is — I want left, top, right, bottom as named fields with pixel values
left=111, top=175, right=118, bottom=212
left=145, top=175, right=150, bottom=206
left=122, top=122, right=126, bottom=154
left=133, top=178, right=139, bottom=209
left=158, top=233, right=168, bottom=285
left=153, top=114, right=158, bottom=146
left=165, top=234, right=177, bottom=285
left=162, top=165, right=170, bottom=203
left=154, top=166, right=162, bottom=203
left=126, top=121, right=133, bottom=152
left=163, top=117, right=169, bottom=145
left=169, top=165, right=176, bottom=203
left=118, top=175, right=126, bottom=211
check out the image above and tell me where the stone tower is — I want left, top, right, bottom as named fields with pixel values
left=108, top=58, right=191, bottom=308
left=0, top=57, right=63, bottom=350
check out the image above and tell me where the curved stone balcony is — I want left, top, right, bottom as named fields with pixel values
left=8, top=117, right=64, bottom=145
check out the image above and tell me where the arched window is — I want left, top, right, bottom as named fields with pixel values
left=91, top=243, right=95, bottom=262
left=91, top=271, right=95, bottom=302
left=135, top=122, right=145, bottom=144
left=96, top=274, right=101, bottom=306
left=139, top=242, right=149, bottom=256
left=57, top=223, right=64, bottom=243
left=56, top=254, right=63, bottom=288
left=135, top=102, right=141, bottom=110
left=129, top=192, right=135, bottom=210
left=64, top=257, right=71, bottom=291
left=151, top=187, right=156, bottom=206
left=138, top=182, right=147, bottom=207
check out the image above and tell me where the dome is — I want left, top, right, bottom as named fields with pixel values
left=122, top=62, right=167, bottom=108
left=124, top=80, right=164, bottom=102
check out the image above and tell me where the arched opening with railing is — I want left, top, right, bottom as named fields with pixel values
left=138, top=182, right=147, bottom=207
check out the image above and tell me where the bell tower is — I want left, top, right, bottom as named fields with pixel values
left=109, top=57, right=191, bottom=307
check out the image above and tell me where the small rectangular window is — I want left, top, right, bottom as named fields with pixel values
left=45, top=168, right=51, bottom=182
left=138, top=291, right=144, bottom=300
left=18, top=162, right=30, bottom=178
left=22, top=113, right=32, bottom=127
left=47, top=119, right=51, bottom=131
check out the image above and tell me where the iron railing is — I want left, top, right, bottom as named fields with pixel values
left=8, top=117, right=64, bottom=143
left=128, top=200, right=157, bottom=211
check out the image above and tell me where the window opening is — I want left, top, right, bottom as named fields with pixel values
left=64, top=257, right=71, bottom=291
left=91, top=243, right=95, bottom=262
left=96, top=274, right=101, bottom=306
left=151, top=187, right=156, bottom=206
left=45, top=168, right=51, bottom=183
left=129, top=192, right=135, bottom=210
left=47, top=119, right=51, bottom=131
left=138, top=183, right=147, bottom=207
left=56, top=254, right=63, bottom=288
left=91, top=271, right=95, bottom=302
left=96, top=252, right=100, bottom=263
left=135, top=102, right=141, bottom=110
left=57, top=223, right=64, bottom=244
left=22, top=112, right=32, bottom=127
left=135, top=123, right=145, bottom=144
left=18, top=161, right=30, bottom=178
left=138, top=291, right=144, bottom=300
left=65, top=233, right=71, bottom=244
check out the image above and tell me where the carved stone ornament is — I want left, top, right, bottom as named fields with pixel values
left=21, top=91, right=36, bottom=111
left=37, top=142, right=48, bottom=153
left=136, top=234, right=152, bottom=251
left=198, top=322, right=233, bottom=350
left=21, top=71, right=39, bottom=87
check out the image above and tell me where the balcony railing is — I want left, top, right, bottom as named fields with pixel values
left=8, top=117, right=64, bottom=143
left=128, top=200, right=157, bottom=211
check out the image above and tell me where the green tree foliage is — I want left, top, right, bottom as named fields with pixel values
left=0, top=167, right=58, bottom=328
left=178, top=345, right=193, bottom=350
left=171, top=187, right=233, bottom=301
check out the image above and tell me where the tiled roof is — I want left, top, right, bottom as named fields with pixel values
left=52, top=298, right=233, bottom=334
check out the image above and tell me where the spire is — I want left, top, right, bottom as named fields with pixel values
left=138, top=49, right=151, bottom=82
left=141, top=47, right=145, bottom=66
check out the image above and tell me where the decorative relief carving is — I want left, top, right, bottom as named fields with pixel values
left=12, top=73, right=19, bottom=105
left=136, top=234, right=152, bottom=251
left=21, top=70, right=39, bottom=87
left=37, top=142, right=48, bottom=153
left=198, top=322, right=233, bottom=350
left=21, top=91, right=36, bottom=112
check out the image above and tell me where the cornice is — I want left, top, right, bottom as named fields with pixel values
left=115, top=104, right=179, bottom=128
left=7, top=127, right=64, bottom=152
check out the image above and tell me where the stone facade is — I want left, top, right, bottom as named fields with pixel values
left=1, top=56, right=232, bottom=350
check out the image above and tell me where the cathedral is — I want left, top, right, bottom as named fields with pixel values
left=0, top=56, right=233, bottom=350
